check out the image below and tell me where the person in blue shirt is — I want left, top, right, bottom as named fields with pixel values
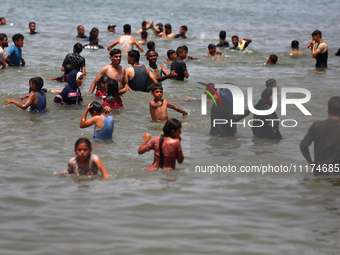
left=5, top=33, right=25, bottom=67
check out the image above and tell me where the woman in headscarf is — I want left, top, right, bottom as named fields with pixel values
left=54, top=69, right=83, bottom=105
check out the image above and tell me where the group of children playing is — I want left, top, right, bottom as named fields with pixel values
left=3, top=67, right=187, bottom=179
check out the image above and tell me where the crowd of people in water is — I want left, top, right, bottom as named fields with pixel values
left=1, top=17, right=339, bottom=178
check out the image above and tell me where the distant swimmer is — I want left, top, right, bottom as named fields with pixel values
left=107, top=24, right=143, bottom=54
left=287, top=40, right=306, bottom=57
left=307, top=30, right=327, bottom=68
left=139, top=31, right=148, bottom=44
left=300, top=96, right=340, bottom=176
left=83, top=34, right=104, bottom=49
left=204, top=44, right=222, bottom=60
left=138, top=118, right=184, bottom=171
left=76, top=25, right=87, bottom=39
left=136, top=21, right=147, bottom=34
left=175, top=25, right=188, bottom=39
left=3, top=77, right=46, bottom=112
left=146, top=19, right=163, bottom=37
left=230, top=36, right=252, bottom=51
left=0, top=17, right=6, bottom=25
left=28, top=22, right=39, bottom=35
left=162, top=23, right=175, bottom=38
left=107, top=24, right=116, bottom=33
left=216, top=31, right=229, bottom=48
left=267, top=54, right=278, bottom=64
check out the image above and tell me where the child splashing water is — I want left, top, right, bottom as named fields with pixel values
left=138, top=118, right=184, bottom=171
left=65, top=138, right=109, bottom=179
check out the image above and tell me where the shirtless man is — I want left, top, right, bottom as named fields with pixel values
left=162, top=24, right=175, bottom=38
left=146, top=50, right=177, bottom=87
left=125, top=50, right=158, bottom=92
left=149, top=85, right=188, bottom=121
left=88, top=49, right=129, bottom=95
left=107, top=24, right=143, bottom=54
left=287, top=40, right=306, bottom=57
left=307, top=30, right=328, bottom=68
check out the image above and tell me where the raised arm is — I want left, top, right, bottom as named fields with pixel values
left=89, top=66, right=107, bottom=93
left=107, top=38, right=120, bottom=51
left=79, top=103, right=96, bottom=128
left=138, top=133, right=152, bottom=154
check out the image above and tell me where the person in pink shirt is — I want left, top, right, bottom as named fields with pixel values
left=138, top=118, right=184, bottom=171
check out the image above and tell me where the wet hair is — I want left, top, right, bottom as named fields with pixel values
left=219, top=31, right=226, bottom=40
left=31, top=77, right=44, bottom=90
left=142, top=21, right=147, bottom=27
left=64, top=64, right=73, bottom=74
left=12, top=33, right=24, bottom=42
left=90, top=27, right=99, bottom=35
left=0, top=33, right=7, bottom=41
left=123, top=24, right=131, bottom=33
left=77, top=25, right=84, bottom=30
left=128, top=49, right=140, bottom=63
left=74, top=43, right=83, bottom=53
left=232, top=35, right=239, bottom=40
left=96, top=76, right=109, bottom=92
left=156, top=23, right=163, bottom=34
left=151, top=84, right=163, bottom=92
left=147, top=41, right=155, bottom=50
left=159, top=118, right=182, bottom=168
left=291, top=40, right=299, bottom=49
left=109, top=48, right=121, bottom=56
left=107, top=24, right=115, bottom=30
left=164, top=23, right=172, bottom=30
left=89, top=34, right=98, bottom=43
left=106, top=78, right=122, bottom=105
left=146, top=49, right=157, bottom=58
left=328, top=96, right=340, bottom=117
left=29, top=22, right=35, bottom=26
left=268, top=54, right=278, bottom=64
left=181, top=25, right=188, bottom=31
left=75, top=137, right=92, bottom=151
left=176, top=46, right=186, bottom=55
left=141, top=31, right=148, bottom=40
left=167, top=49, right=176, bottom=59
left=312, top=30, right=322, bottom=38
left=208, top=43, right=216, bottom=50
left=182, top=45, right=188, bottom=53
left=89, top=101, right=103, bottom=114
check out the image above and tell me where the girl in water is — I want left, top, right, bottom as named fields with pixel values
left=102, top=78, right=123, bottom=108
left=65, top=138, right=109, bottom=179
left=95, top=76, right=109, bottom=98
left=138, top=118, right=184, bottom=171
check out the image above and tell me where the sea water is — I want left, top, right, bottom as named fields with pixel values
left=1, top=0, right=340, bottom=254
